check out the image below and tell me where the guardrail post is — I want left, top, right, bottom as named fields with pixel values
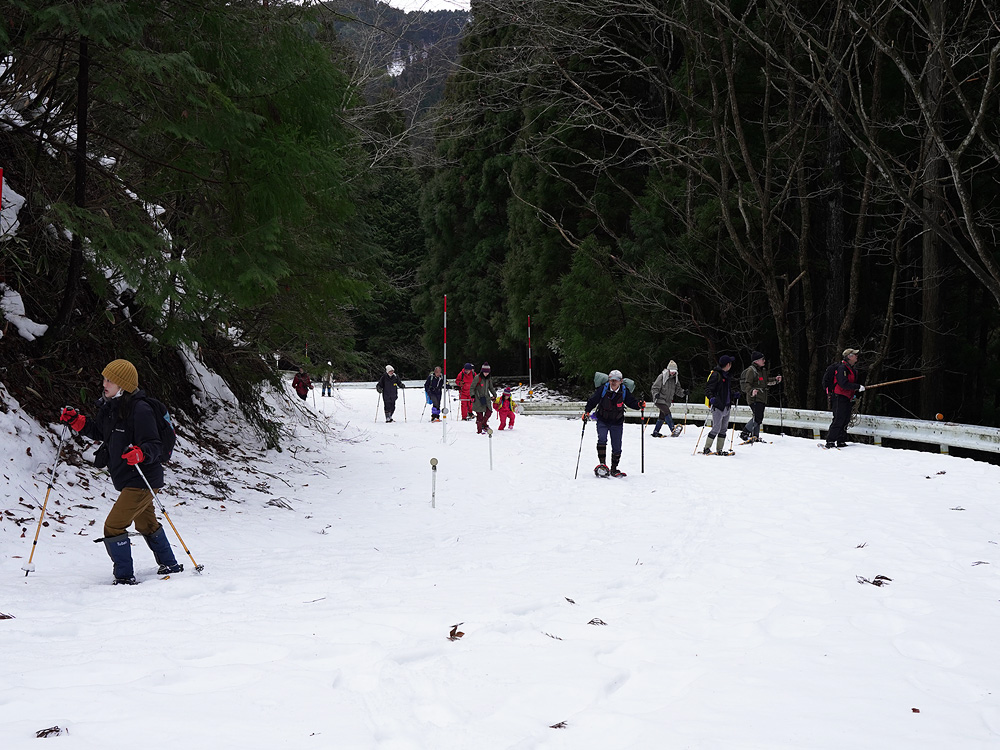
left=813, top=427, right=821, bottom=440
left=940, top=444, right=949, bottom=454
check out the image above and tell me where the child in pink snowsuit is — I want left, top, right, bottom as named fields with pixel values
left=494, top=387, right=518, bottom=430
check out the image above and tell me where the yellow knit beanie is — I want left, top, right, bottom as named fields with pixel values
left=102, top=359, right=139, bottom=393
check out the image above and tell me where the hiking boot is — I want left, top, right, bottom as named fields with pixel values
left=740, top=431, right=750, bottom=442
left=836, top=441, right=848, bottom=447
left=610, top=467, right=626, bottom=477
left=702, top=446, right=713, bottom=455
left=157, top=563, right=184, bottom=575
left=650, top=432, right=666, bottom=438
left=113, top=576, right=138, bottom=585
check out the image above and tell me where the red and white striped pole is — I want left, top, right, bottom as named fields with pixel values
left=527, top=314, right=533, bottom=393
left=442, top=295, right=448, bottom=439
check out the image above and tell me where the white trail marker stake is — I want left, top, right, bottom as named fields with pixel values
left=430, top=458, right=438, bottom=508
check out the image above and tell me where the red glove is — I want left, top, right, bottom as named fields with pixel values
left=581, top=413, right=589, bottom=422
left=122, top=445, right=144, bottom=466
left=60, top=406, right=86, bottom=432
left=638, top=401, right=646, bottom=410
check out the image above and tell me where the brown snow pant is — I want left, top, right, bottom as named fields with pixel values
left=104, top=487, right=161, bottom=537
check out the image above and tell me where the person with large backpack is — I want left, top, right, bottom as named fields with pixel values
left=583, top=369, right=644, bottom=477
left=821, top=359, right=839, bottom=411
left=650, top=360, right=686, bottom=438
left=59, top=359, right=182, bottom=584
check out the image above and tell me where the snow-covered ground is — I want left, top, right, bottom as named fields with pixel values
left=3, top=380, right=999, bottom=748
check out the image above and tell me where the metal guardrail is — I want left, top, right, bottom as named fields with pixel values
left=519, top=401, right=1000, bottom=455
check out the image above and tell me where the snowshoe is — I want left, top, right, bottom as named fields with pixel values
left=113, top=576, right=138, bottom=585
left=650, top=433, right=666, bottom=438
left=594, top=464, right=611, bottom=478
left=836, top=441, right=849, bottom=447
left=610, top=467, right=626, bottom=477
left=819, top=442, right=837, bottom=450
left=157, top=563, right=184, bottom=576
left=671, top=426, right=683, bottom=437
left=714, top=450, right=735, bottom=456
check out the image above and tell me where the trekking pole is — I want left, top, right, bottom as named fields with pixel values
left=864, top=375, right=925, bottom=390
left=692, top=420, right=707, bottom=456
left=374, top=391, right=382, bottom=423
left=574, top=416, right=588, bottom=479
left=402, top=387, right=407, bottom=422
left=488, top=427, right=493, bottom=470
left=23, top=426, right=69, bottom=576
left=683, top=393, right=689, bottom=433
left=133, top=459, right=204, bottom=573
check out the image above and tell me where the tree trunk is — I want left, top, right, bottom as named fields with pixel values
left=53, top=33, right=89, bottom=332
left=919, top=0, right=945, bottom=419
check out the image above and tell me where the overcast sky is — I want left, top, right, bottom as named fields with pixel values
left=383, top=0, right=470, bottom=11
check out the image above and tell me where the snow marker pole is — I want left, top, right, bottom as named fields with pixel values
left=778, top=381, right=784, bottom=434
left=728, top=394, right=738, bottom=453
left=527, top=314, right=532, bottom=393
left=133, top=459, right=204, bottom=573
left=23, top=426, right=68, bottom=576
left=574, top=416, right=588, bottom=479
left=640, top=403, right=646, bottom=474
left=442, top=294, right=448, bottom=443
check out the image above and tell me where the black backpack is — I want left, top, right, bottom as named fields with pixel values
left=822, top=363, right=838, bottom=396
left=134, top=395, right=177, bottom=463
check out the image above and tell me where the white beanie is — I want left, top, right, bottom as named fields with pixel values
left=385, top=365, right=394, bottom=373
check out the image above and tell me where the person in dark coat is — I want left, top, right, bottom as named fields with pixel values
left=292, top=368, right=312, bottom=401
left=424, top=366, right=444, bottom=422
left=702, top=355, right=741, bottom=454
left=825, top=348, right=865, bottom=448
left=59, top=359, right=182, bottom=584
left=376, top=365, right=405, bottom=423
left=583, top=369, right=644, bottom=477
left=739, top=351, right=781, bottom=442
left=469, top=363, right=497, bottom=434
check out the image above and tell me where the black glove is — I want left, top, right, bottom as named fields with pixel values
left=709, top=397, right=716, bottom=409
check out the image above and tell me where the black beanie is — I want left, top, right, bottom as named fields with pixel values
left=750, top=351, right=764, bottom=362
